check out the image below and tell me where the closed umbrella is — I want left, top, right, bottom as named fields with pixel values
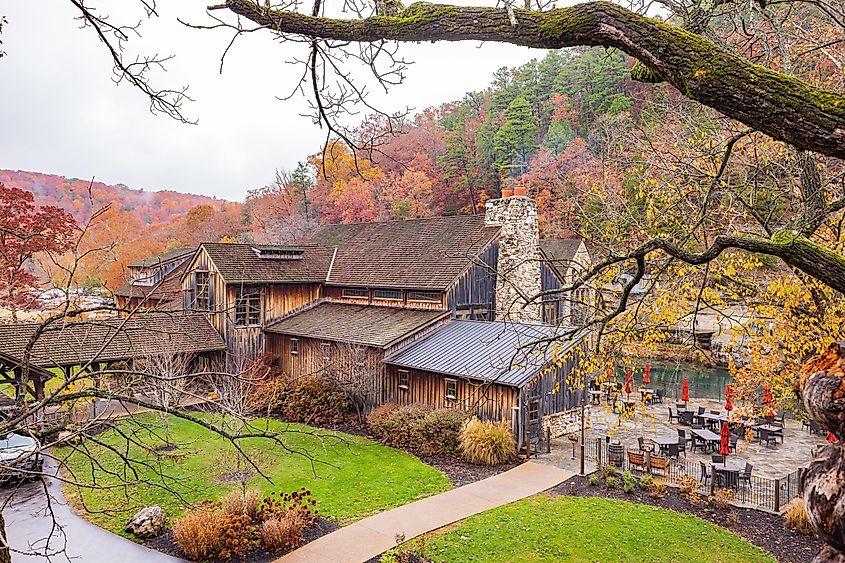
left=725, top=384, right=734, bottom=412
left=643, top=363, right=651, bottom=385
left=763, top=386, right=774, bottom=417
left=720, top=422, right=731, bottom=456
left=625, top=370, right=633, bottom=395
left=828, top=432, right=839, bottom=444
left=681, top=376, right=689, bottom=403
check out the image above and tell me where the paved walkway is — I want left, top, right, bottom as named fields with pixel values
left=276, top=461, right=572, bottom=563
left=2, top=457, right=183, bottom=562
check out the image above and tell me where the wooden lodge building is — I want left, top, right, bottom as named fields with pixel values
left=109, top=194, right=594, bottom=443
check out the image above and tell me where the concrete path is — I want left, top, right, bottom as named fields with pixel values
left=276, top=461, right=572, bottom=563
left=2, top=457, right=183, bottom=563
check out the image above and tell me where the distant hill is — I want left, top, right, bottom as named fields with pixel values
left=0, top=169, right=236, bottom=225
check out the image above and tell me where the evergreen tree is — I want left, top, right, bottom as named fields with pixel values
left=493, top=96, right=538, bottom=176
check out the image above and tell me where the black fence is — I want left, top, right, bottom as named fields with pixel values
left=583, top=439, right=803, bottom=513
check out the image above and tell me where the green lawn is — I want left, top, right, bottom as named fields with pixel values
left=58, top=414, right=450, bottom=536
left=413, top=496, right=774, bottom=563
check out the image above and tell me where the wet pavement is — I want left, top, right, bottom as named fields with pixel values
left=2, top=457, right=183, bottom=562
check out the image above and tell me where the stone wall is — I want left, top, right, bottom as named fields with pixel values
left=484, top=195, right=542, bottom=324
left=543, top=405, right=590, bottom=438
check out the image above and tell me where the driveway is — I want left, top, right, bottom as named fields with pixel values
left=2, top=457, right=183, bottom=562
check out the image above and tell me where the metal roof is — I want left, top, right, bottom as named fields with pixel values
left=385, top=320, right=582, bottom=388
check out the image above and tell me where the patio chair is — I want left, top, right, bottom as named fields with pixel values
left=738, top=463, right=753, bottom=488
left=699, top=461, right=711, bottom=486
left=637, top=437, right=653, bottom=453
left=653, top=388, right=664, bottom=403
left=810, top=419, right=825, bottom=435
left=664, top=442, right=680, bottom=459
left=773, top=413, right=786, bottom=428
left=759, top=427, right=778, bottom=447
left=668, top=407, right=680, bottom=424
left=627, top=450, right=647, bottom=472
left=690, top=434, right=705, bottom=453
left=698, top=406, right=706, bottom=415
left=649, top=455, right=669, bottom=476
left=677, top=428, right=691, bottom=445
left=682, top=411, right=695, bottom=426
left=728, top=435, right=738, bottom=453
left=711, top=454, right=725, bottom=464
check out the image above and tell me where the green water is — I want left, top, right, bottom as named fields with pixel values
left=614, top=360, right=731, bottom=401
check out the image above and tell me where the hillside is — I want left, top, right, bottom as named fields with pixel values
left=0, top=170, right=236, bottom=226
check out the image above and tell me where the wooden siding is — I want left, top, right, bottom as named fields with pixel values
left=541, top=262, right=565, bottom=325
left=265, top=333, right=386, bottom=411
left=383, top=365, right=518, bottom=422
left=445, top=241, right=498, bottom=320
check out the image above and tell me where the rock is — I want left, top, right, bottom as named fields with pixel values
left=125, top=506, right=166, bottom=538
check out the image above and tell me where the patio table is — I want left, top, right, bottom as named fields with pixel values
left=712, top=462, right=742, bottom=489
left=651, top=436, right=680, bottom=457
left=691, top=428, right=721, bottom=451
left=699, top=412, right=727, bottom=429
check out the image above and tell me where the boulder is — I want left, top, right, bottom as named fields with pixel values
left=124, top=506, right=166, bottom=538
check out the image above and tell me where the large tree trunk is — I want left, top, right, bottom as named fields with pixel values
left=0, top=512, right=11, bottom=563
left=222, top=0, right=845, bottom=159
left=796, top=342, right=845, bottom=562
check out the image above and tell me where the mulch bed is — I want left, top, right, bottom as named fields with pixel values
left=552, top=475, right=822, bottom=563
left=144, top=517, right=340, bottom=562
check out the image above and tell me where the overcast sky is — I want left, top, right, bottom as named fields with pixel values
left=0, top=2, right=547, bottom=201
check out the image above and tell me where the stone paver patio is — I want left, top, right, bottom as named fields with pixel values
left=539, top=397, right=827, bottom=479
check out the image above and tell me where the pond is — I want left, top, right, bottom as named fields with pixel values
left=613, top=360, right=732, bottom=401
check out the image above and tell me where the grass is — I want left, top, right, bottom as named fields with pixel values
left=413, top=496, right=774, bottom=563
left=58, top=413, right=450, bottom=537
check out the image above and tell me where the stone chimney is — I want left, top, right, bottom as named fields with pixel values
left=485, top=193, right=542, bottom=324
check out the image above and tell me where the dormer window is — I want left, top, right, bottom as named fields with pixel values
left=374, top=289, right=402, bottom=301
left=252, top=246, right=304, bottom=260
left=342, top=288, right=369, bottom=299
left=408, top=291, right=440, bottom=303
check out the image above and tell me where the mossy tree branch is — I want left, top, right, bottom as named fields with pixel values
left=220, top=0, right=845, bottom=159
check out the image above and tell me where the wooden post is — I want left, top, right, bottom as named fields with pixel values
left=774, top=478, right=781, bottom=512
left=579, top=399, right=586, bottom=475
left=596, top=438, right=603, bottom=468
left=710, top=464, right=716, bottom=495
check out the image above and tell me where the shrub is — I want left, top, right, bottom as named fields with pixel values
left=172, top=508, right=226, bottom=560
left=217, top=513, right=259, bottom=559
left=678, top=475, right=698, bottom=496
left=784, top=498, right=815, bottom=535
left=605, top=476, right=618, bottom=489
left=639, top=474, right=653, bottom=489
left=622, top=471, right=636, bottom=494
left=221, top=488, right=262, bottom=519
left=588, top=474, right=600, bottom=487
left=710, top=488, right=735, bottom=510
left=281, top=376, right=350, bottom=425
left=459, top=417, right=517, bottom=465
left=259, top=488, right=318, bottom=523
left=260, top=510, right=308, bottom=551
left=644, top=477, right=666, bottom=497
left=604, top=465, right=617, bottom=477
left=368, top=403, right=472, bottom=455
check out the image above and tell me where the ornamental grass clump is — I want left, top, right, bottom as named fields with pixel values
left=458, top=417, right=517, bottom=466
left=172, top=507, right=227, bottom=560
left=784, top=498, right=815, bottom=535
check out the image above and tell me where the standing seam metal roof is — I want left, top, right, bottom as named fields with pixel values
left=385, top=320, right=580, bottom=387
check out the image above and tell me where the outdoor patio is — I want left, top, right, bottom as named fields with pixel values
left=540, top=396, right=828, bottom=480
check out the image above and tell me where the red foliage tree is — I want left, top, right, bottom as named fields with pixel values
left=0, top=184, right=77, bottom=309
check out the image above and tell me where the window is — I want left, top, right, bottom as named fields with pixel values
left=290, top=338, right=299, bottom=355
left=445, top=378, right=457, bottom=400
left=408, top=291, right=440, bottom=303
left=235, top=285, right=261, bottom=326
left=321, top=342, right=332, bottom=361
left=374, top=289, right=402, bottom=301
left=194, top=271, right=210, bottom=310
left=529, top=399, right=540, bottom=424
left=398, top=369, right=409, bottom=390
left=342, top=288, right=369, bottom=299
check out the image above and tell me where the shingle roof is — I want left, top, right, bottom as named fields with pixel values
left=540, top=239, right=584, bottom=271
left=385, top=320, right=581, bottom=387
left=128, top=247, right=195, bottom=269
left=307, top=215, right=500, bottom=290
left=198, top=243, right=334, bottom=284
left=0, top=314, right=226, bottom=368
left=114, top=260, right=189, bottom=301
left=264, top=302, right=448, bottom=348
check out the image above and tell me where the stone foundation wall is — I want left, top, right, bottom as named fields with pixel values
left=543, top=405, right=590, bottom=438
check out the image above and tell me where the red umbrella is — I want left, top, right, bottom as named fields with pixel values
left=720, top=422, right=731, bottom=456
left=828, top=432, right=839, bottom=444
left=643, top=363, right=651, bottom=385
left=725, top=384, right=734, bottom=412
left=681, top=376, right=689, bottom=402
left=624, top=370, right=633, bottom=394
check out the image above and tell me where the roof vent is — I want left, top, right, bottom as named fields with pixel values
left=252, top=246, right=305, bottom=260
